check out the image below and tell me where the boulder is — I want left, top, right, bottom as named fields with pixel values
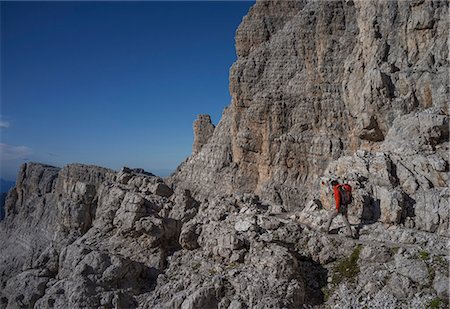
left=394, top=256, right=429, bottom=283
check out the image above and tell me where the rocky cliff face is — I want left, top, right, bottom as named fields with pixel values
left=1, top=1, right=449, bottom=308
left=0, top=164, right=177, bottom=308
left=171, top=0, right=448, bottom=209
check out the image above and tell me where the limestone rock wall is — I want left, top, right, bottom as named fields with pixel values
left=0, top=163, right=116, bottom=307
left=171, top=0, right=448, bottom=209
left=0, top=164, right=181, bottom=308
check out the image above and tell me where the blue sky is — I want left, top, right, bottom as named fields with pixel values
left=1, top=1, right=254, bottom=180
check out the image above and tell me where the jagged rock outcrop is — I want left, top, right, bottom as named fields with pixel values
left=2, top=164, right=448, bottom=308
left=171, top=0, right=448, bottom=209
left=193, top=114, right=215, bottom=155
left=315, top=107, right=449, bottom=235
left=0, top=164, right=182, bottom=308
left=0, top=163, right=116, bottom=307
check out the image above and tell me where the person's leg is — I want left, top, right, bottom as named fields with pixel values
left=342, top=214, right=353, bottom=237
left=325, top=210, right=338, bottom=232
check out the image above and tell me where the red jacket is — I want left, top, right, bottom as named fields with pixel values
left=333, top=184, right=352, bottom=211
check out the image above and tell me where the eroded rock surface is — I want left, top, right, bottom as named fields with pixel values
left=193, top=114, right=215, bottom=155
left=1, top=162, right=448, bottom=308
left=171, top=0, right=448, bottom=210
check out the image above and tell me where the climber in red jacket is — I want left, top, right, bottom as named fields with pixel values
left=325, top=180, right=354, bottom=237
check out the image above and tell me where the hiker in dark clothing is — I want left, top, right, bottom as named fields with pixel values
left=325, top=180, right=353, bottom=237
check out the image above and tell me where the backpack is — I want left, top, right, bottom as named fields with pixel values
left=338, top=184, right=352, bottom=205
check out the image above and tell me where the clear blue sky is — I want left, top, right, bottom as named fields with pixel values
left=0, top=1, right=254, bottom=180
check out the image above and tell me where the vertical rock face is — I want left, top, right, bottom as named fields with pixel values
left=172, top=0, right=448, bottom=209
left=0, top=163, right=60, bottom=290
left=192, top=114, right=215, bottom=155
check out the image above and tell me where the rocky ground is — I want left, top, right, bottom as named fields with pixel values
left=1, top=0, right=449, bottom=308
left=0, top=161, right=448, bottom=308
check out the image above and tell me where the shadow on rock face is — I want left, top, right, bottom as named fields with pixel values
left=354, top=197, right=381, bottom=238
left=271, top=239, right=329, bottom=306
left=299, top=256, right=329, bottom=306
left=359, top=197, right=381, bottom=225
